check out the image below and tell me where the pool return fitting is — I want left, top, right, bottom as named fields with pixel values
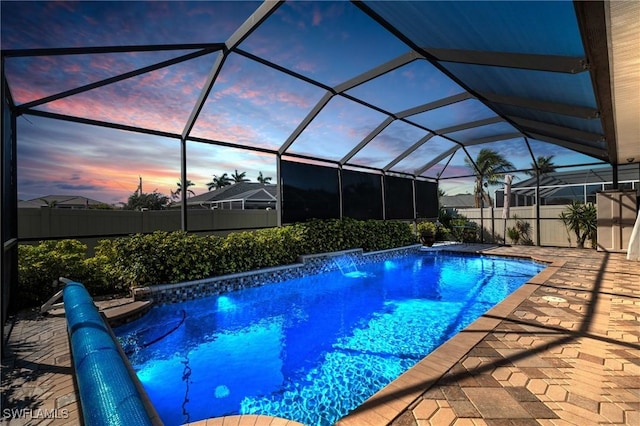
left=61, top=278, right=161, bottom=426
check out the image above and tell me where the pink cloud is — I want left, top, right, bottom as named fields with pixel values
left=312, top=7, right=323, bottom=26
left=63, top=63, right=82, bottom=73
left=294, top=60, right=317, bottom=73
left=83, top=14, right=98, bottom=26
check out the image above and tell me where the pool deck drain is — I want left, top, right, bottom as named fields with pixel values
left=2, top=245, right=639, bottom=425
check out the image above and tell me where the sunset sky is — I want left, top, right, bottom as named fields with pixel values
left=2, top=1, right=602, bottom=204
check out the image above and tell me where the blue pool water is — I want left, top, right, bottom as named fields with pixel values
left=115, top=252, right=545, bottom=426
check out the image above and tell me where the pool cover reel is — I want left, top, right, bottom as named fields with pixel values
left=63, top=281, right=153, bottom=426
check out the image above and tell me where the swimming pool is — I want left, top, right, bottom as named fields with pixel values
left=115, top=252, right=545, bottom=425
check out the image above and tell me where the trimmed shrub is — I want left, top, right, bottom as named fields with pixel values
left=17, top=219, right=418, bottom=307
left=17, top=240, right=115, bottom=309
left=95, top=231, right=223, bottom=288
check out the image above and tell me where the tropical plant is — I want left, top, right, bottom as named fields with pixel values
left=526, top=155, right=556, bottom=177
left=507, top=227, right=521, bottom=245
left=206, top=173, right=232, bottom=191
left=507, top=215, right=533, bottom=245
left=417, top=221, right=437, bottom=246
left=122, top=191, right=169, bottom=211
left=464, top=148, right=515, bottom=208
left=172, top=179, right=195, bottom=200
left=560, top=201, right=597, bottom=249
left=231, top=169, right=250, bottom=183
left=257, top=171, right=272, bottom=184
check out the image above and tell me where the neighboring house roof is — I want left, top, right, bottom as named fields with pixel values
left=440, top=194, right=475, bottom=209
left=234, top=188, right=277, bottom=202
left=182, top=182, right=277, bottom=207
left=18, top=195, right=108, bottom=208
left=512, top=167, right=639, bottom=189
left=493, top=167, right=640, bottom=206
left=186, top=182, right=277, bottom=205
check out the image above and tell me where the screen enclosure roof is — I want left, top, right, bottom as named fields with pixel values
left=2, top=0, right=639, bottom=179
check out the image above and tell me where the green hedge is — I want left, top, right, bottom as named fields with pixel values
left=17, top=240, right=117, bottom=309
left=16, top=218, right=416, bottom=308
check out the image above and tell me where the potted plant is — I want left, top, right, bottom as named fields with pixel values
left=417, top=221, right=437, bottom=247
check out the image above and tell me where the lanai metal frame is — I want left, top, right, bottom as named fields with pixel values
left=2, top=0, right=636, bottom=352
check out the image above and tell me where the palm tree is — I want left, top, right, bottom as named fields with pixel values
left=172, top=180, right=195, bottom=200
left=40, top=198, right=58, bottom=208
left=231, top=169, right=250, bottom=183
left=464, top=148, right=515, bottom=208
left=206, top=173, right=232, bottom=191
left=526, top=155, right=556, bottom=177
left=257, top=171, right=272, bottom=184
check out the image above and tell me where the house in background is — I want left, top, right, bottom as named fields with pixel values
left=494, top=167, right=640, bottom=207
left=183, top=182, right=277, bottom=210
left=440, top=194, right=475, bottom=209
left=18, top=195, right=109, bottom=209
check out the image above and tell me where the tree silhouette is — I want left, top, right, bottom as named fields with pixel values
left=123, top=191, right=169, bottom=210
left=40, top=198, right=58, bottom=208
left=257, top=171, right=272, bottom=184
left=231, top=169, right=250, bottom=183
left=464, top=148, right=514, bottom=208
left=206, top=173, right=232, bottom=191
left=526, top=155, right=556, bottom=177
left=172, top=180, right=195, bottom=199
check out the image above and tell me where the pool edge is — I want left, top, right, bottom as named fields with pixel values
left=335, top=252, right=562, bottom=426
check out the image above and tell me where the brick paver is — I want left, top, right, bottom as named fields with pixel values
left=3, top=246, right=639, bottom=425
left=338, top=245, right=640, bottom=426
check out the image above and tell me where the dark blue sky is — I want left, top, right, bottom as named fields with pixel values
left=2, top=1, right=597, bottom=203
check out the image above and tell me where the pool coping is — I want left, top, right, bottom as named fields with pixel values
left=335, top=251, right=562, bottom=426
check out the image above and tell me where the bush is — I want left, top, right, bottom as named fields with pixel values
left=296, top=218, right=414, bottom=254
left=17, top=240, right=116, bottom=309
left=17, top=219, right=418, bottom=307
left=95, top=231, right=223, bottom=288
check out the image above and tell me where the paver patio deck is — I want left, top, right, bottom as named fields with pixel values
left=2, top=245, right=639, bottom=425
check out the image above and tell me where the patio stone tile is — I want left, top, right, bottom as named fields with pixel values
left=422, top=387, right=445, bottom=400
left=504, top=387, right=539, bottom=402
left=430, top=406, right=457, bottom=425
left=441, top=386, right=469, bottom=401
left=519, top=401, right=558, bottom=419
left=389, top=411, right=417, bottom=426
left=598, top=402, right=627, bottom=424
left=462, top=388, right=531, bottom=419
left=412, top=399, right=439, bottom=419
left=449, top=399, right=482, bottom=418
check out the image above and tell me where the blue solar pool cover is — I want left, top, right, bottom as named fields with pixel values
left=63, top=281, right=153, bottom=426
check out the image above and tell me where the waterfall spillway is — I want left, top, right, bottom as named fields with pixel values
left=333, top=255, right=368, bottom=278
